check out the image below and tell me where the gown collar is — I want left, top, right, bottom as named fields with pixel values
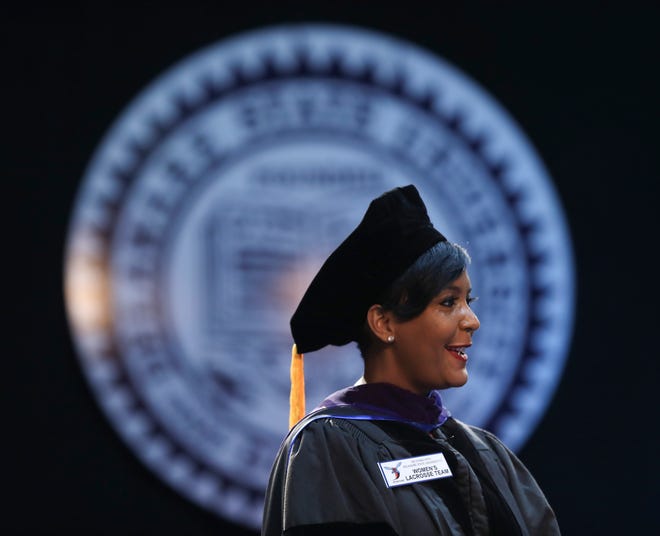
left=316, top=381, right=451, bottom=432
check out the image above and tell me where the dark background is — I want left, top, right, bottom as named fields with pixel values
left=6, top=3, right=658, bottom=534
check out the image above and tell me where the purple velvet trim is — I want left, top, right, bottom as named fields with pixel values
left=316, top=382, right=451, bottom=431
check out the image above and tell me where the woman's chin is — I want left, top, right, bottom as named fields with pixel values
left=429, top=373, right=468, bottom=391
left=445, top=372, right=469, bottom=389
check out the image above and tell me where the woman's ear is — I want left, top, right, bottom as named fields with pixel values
left=366, top=304, right=395, bottom=344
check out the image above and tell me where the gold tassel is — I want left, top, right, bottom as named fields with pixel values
left=289, top=344, right=306, bottom=429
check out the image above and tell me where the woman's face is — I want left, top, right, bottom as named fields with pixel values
left=389, top=270, right=480, bottom=394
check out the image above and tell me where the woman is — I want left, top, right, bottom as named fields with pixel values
left=262, top=185, right=560, bottom=535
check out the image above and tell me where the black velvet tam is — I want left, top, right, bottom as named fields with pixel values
left=290, top=185, right=446, bottom=353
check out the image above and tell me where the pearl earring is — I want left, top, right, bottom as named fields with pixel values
left=387, top=335, right=395, bottom=343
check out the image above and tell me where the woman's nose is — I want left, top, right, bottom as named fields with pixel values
left=461, top=307, right=480, bottom=334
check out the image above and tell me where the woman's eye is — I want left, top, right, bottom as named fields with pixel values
left=440, top=296, right=478, bottom=307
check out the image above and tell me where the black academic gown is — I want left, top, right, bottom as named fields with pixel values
left=262, top=406, right=560, bottom=535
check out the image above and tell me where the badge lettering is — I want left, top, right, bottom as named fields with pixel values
left=378, top=453, right=453, bottom=488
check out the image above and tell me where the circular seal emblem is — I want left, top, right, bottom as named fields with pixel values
left=64, top=24, right=575, bottom=529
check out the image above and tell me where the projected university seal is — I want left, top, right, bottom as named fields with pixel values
left=64, top=24, right=574, bottom=529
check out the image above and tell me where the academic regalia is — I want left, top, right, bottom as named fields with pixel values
left=262, top=383, right=560, bottom=535
left=262, top=185, right=561, bottom=535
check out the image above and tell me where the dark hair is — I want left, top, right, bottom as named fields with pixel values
left=356, top=241, right=471, bottom=358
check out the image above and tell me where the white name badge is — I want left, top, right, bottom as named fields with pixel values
left=378, top=453, right=453, bottom=488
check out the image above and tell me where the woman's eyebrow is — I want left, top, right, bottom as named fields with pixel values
left=442, top=285, right=472, bottom=293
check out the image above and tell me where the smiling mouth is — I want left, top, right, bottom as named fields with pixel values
left=445, top=345, right=470, bottom=362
